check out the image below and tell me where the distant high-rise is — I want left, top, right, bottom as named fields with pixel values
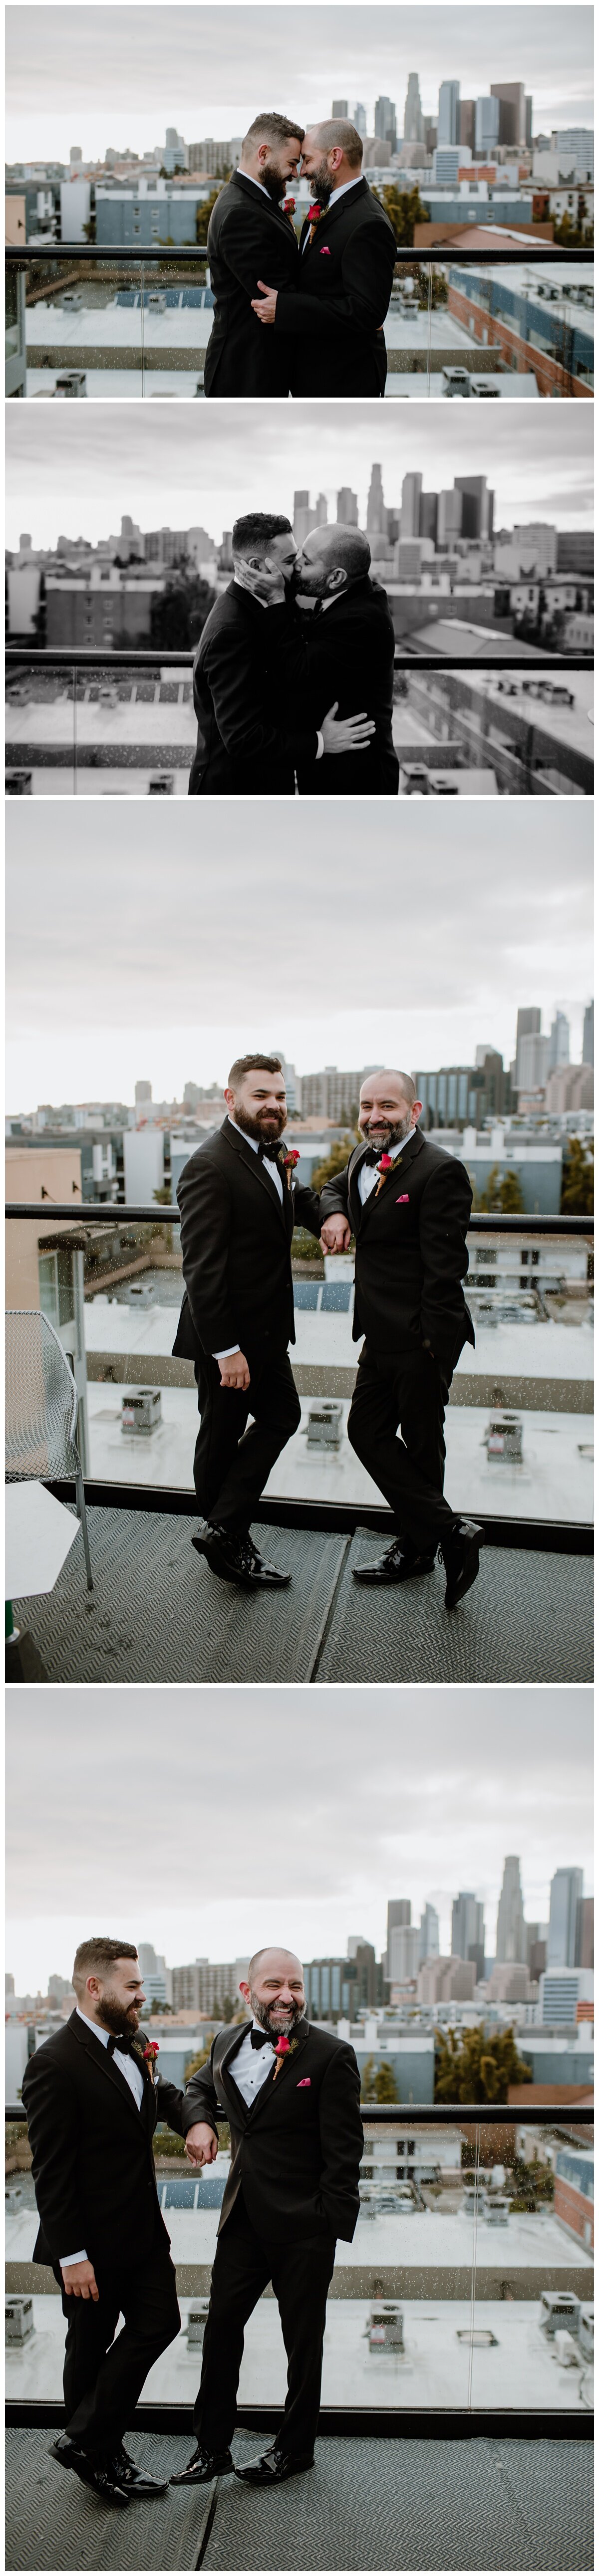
left=375, top=96, right=397, bottom=154
left=401, top=471, right=422, bottom=538
left=135, top=1079, right=152, bottom=1105
left=454, top=474, right=494, bottom=539
left=419, top=492, right=438, bottom=544
left=515, top=1007, right=541, bottom=1087
left=353, top=103, right=367, bottom=140
left=388, top=1924, right=420, bottom=1982
left=332, top=99, right=348, bottom=117
left=548, top=1868, right=584, bottom=1968
left=438, top=82, right=460, bottom=146
left=491, top=82, right=528, bottom=149
left=437, top=489, right=462, bottom=546
left=549, top=1011, right=570, bottom=1072
left=575, top=1896, right=594, bottom=1969
left=69, top=145, right=83, bottom=166
left=418, top=1902, right=440, bottom=1965
left=404, top=74, right=424, bottom=145
left=475, top=96, right=500, bottom=158
left=583, top=1001, right=594, bottom=1066
left=366, top=462, right=387, bottom=537
left=336, top=486, right=358, bottom=525
left=451, top=1893, right=485, bottom=1984
left=385, top=1897, right=410, bottom=1976
left=459, top=100, right=476, bottom=154
left=518, top=1032, right=550, bottom=1093
left=496, top=1857, right=527, bottom=1964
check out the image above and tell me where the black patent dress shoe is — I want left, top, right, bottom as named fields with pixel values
left=112, top=2444, right=168, bottom=2496
left=49, top=2434, right=129, bottom=2507
left=235, top=2443, right=314, bottom=2485
left=193, top=1524, right=292, bottom=1588
left=440, top=1519, right=483, bottom=1610
left=353, top=1538, right=435, bottom=1585
left=170, top=2442, right=234, bottom=2485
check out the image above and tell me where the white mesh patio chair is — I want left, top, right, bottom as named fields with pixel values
left=5, top=1309, right=93, bottom=1592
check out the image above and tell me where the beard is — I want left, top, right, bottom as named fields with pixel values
left=98, top=1990, right=141, bottom=2037
left=361, top=1112, right=414, bottom=1152
left=261, top=162, right=288, bottom=204
left=250, top=1988, right=303, bottom=2037
left=309, top=156, right=333, bottom=207
left=232, top=1100, right=287, bottom=1150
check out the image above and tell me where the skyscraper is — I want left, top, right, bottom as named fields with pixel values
left=404, top=74, right=424, bottom=145
left=332, top=99, right=348, bottom=117
left=451, top=1893, right=485, bottom=1983
left=401, top=471, right=422, bottom=538
left=418, top=1903, right=440, bottom=1965
left=454, top=475, right=494, bottom=539
left=366, top=463, right=387, bottom=536
left=495, top=1856, right=527, bottom=1963
left=548, top=1869, right=584, bottom=1968
left=515, top=1007, right=541, bottom=1086
left=549, top=1011, right=570, bottom=1071
left=336, top=487, right=358, bottom=525
left=583, top=1001, right=594, bottom=1066
left=475, top=96, right=500, bottom=158
left=388, top=1924, right=420, bottom=1981
left=375, top=97, right=397, bottom=154
left=460, top=101, right=476, bottom=153
left=438, top=82, right=460, bottom=147
left=575, top=1897, right=594, bottom=1969
left=490, top=83, right=528, bottom=149
left=385, top=1898, right=410, bottom=1976
left=353, top=104, right=367, bottom=140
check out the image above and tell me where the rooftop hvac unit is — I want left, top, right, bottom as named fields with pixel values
left=5, top=773, right=32, bottom=795
left=540, top=2291, right=581, bottom=2337
left=148, top=775, right=175, bottom=795
left=306, top=1400, right=343, bottom=1450
left=121, top=1387, right=162, bottom=1435
left=54, top=372, right=87, bottom=396
left=367, top=2302, right=404, bottom=2353
left=59, top=289, right=83, bottom=310
left=146, top=289, right=167, bottom=313
left=483, top=2197, right=510, bottom=2225
left=5, top=2296, right=33, bottom=2345
left=187, top=2301, right=210, bottom=2346
left=578, top=2306, right=594, bottom=2361
left=485, top=1411, right=524, bottom=1463
left=554, top=2330, right=581, bottom=2368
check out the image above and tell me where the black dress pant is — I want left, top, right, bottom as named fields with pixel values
left=58, top=2236, right=180, bottom=2462
left=348, top=1341, right=456, bottom=1553
left=193, top=1342, right=301, bottom=1533
left=195, top=2195, right=336, bottom=2458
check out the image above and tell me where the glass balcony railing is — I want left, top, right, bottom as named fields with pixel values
left=5, top=2102, right=594, bottom=2418
left=5, top=1203, right=594, bottom=1534
left=6, top=654, right=594, bottom=800
left=5, top=246, right=594, bottom=400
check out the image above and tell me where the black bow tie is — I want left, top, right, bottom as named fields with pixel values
left=250, top=2026, right=274, bottom=2050
left=106, top=2031, right=136, bottom=2057
left=257, top=1139, right=283, bottom=1164
left=362, top=1142, right=385, bottom=1165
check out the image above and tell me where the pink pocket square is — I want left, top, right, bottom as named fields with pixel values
left=396, top=1193, right=409, bottom=1204
left=320, top=246, right=331, bottom=256
left=297, top=2076, right=311, bottom=2087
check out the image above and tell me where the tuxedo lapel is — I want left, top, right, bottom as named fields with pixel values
left=302, top=177, right=367, bottom=257
left=249, top=2016, right=310, bottom=2121
left=73, top=2015, right=144, bottom=2126
left=350, top=1128, right=424, bottom=1232
left=231, top=169, right=296, bottom=243
left=222, top=1119, right=288, bottom=1230
left=216, top=2023, right=253, bottom=2127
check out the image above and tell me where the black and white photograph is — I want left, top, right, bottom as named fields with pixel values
left=4, top=3, right=595, bottom=2572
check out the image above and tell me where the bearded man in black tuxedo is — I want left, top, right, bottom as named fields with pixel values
left=172, top=1053, right=321, bottom=1590
left=251, top=118, right=396, bottom=396
left=293, top=525, right=399, bottom=797
left=189, top=512, right=375, bottom=797
left=171, top=1945, right=362, bottom=2490
left=21, top=1938, right=188, bottom=2512
left=205, top=112, right=303, bottom=399
left=320, top=1070, right=482, bottom=1608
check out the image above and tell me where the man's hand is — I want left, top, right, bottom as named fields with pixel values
left=234, top=558, right=285, bottom=607
left=185, top=2124, right=219, bottom=2168
left=61, top=2259, right=99, bottom=2302
left=219, top=1351, right=251, bottom=1390
left=321, top=703, right=375, bottom=756
left=320, top=1217, right=351, bottom=1255
left=251, top=281, right=278, bottom=325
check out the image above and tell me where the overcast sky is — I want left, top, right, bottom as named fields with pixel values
left=6, top=5, right=594, bottom=162
left=6, top=405, right=593, bottom=553
left=5, top=802, right=593, bottom=1108
left=5, top=1685, right=593, bottom=1993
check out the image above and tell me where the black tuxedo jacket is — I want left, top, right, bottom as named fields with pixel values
left=172, top=1118, right=320, bottom=1365
left=205, top=173, right=300, bottom=398
left=21, top=2011, right=185, bottom=2271
left=320, top=1127, right=475, bottom=1377
left=182, top=2018, right=363, bottom=2248
left=296, top=579, right=399, bottom=798
left=275, top=179, right=396, bottom=396
left=188, top=585, right=318, bottom=797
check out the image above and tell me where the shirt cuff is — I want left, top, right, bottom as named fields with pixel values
left=213, top=1345, right=241, bottom=1361
left=60, top=2248, right=88, bottom=2267
left=316, top=732, right=324, bottom=760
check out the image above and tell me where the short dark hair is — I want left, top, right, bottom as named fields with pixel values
left=232, top=512, right=293, bottom=562
left=228, top=1052, right=283, bottom=1089
left=72, top=1936, right=138, bottom=1990
left=311, top=117, right=363, bottom=169
left=243, top=112, right=304, bottom=152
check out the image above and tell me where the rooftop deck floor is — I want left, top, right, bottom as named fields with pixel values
left=10, top=1506, right=593, bottom=1685
left=5, top=2426, right=593, bottom=2571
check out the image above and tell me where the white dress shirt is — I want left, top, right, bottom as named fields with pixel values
left=302, top=172, right=362, bottom=250
left=235, top=166, right=271, bottom=198
left=357, top=1128, right=413, bottom=1205
left=59, top=2009, right=145, bottom=2266
left=214, top=1117, right=284, bottom=1362
left=228, top=2018, right=277, bottom=2106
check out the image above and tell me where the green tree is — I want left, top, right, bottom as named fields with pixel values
left=509, top=2153, right=555, bottom=2211
left=477, top=1163, right=525, bottom=1215
left=372, top=2060, right=398, bottom=2103
left=360, top=2054, right=378, bottom=2101
left=196, top=189, right=221, bottom=244
left=553, top=206, right=594, bottom=249
left=434, top=2023, right=532, bottom=2103
left=291, top=1226, right=322, bottom=1264
left=311, top=1132, right=359, bottom=1194
left=561, top=1138, right=594, bottom=1216
left=184, top=2045, right=211, bottom=2082
left=379, top=184, right=431, bottom=247
left=150, top=566, right=216, bottom=652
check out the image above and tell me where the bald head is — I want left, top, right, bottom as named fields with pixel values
left=240, top=1945, right=305, bottom=2039
left=301, top=118, right=363, bottom=201
left=358, top=1070, right=422, bottom=1153
left=295, top=523, right=371, bottom=602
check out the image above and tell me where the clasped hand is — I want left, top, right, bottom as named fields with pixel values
left=320, top=1217, right=351, bottom=1255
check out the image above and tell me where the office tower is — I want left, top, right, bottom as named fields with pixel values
left=518, top=1032, right=550, bottom=1092
left=332, top=99, right=348, bottom=117
left=549, top=1011, right=570, bottom=1071
left=515, top=1008, right=541, bottom=1085
left=418, top=1903, right=440, bottom=1964
left=575, top=1897, right=594, bottom=1969
left=353, top=104, right=367, bottom=139
left=475, top=97, right=500, bottom=158
left=419, top=492, right=438, bottom=543
left=451, top=1893, right=485, bottom=1984
left=385, top=1898, right=410, bottom=1975
left=366, top=462, right=387, bottom=536
left=336, top=487, right=359, bottom=525
left=454, top=475, right=494, bottom=539
left=388, top=1924, right=420, bottom=1981
left=135, top=1078, right=152, bottom=1105
left=583, top=1002, right=594, bottom=1066
left=490, top=83, right=527, bottom=149
left=401, top=472, right=422, bottom=538
left=404, top=74, right=424, bottom=145
left=437, top=490, right=463, bottom=546
left=496, top=1857, right=527, bottom=1963
left=438, top=82, right=460, bottom=146
left=375, top=97, right=397, bottom=154
left=548, top=1869, right=584, bottom=1968
left=460, top=101, right=476, bottom=153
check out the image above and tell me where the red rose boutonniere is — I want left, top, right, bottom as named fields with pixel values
left=283, top=197, right=297, bottom=224
left=137, top=2038, right=159, bottom=2086
left=281, top=1147, right=300, bottom=1192
left=308, top=203, right=322, bottom=227
left=375, top=1152, right=394, bottom=1196
left=272, top=2033, right=300, bottom=2082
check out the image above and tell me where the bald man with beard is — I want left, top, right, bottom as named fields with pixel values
left=293, top=526, right=399, bottom=797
